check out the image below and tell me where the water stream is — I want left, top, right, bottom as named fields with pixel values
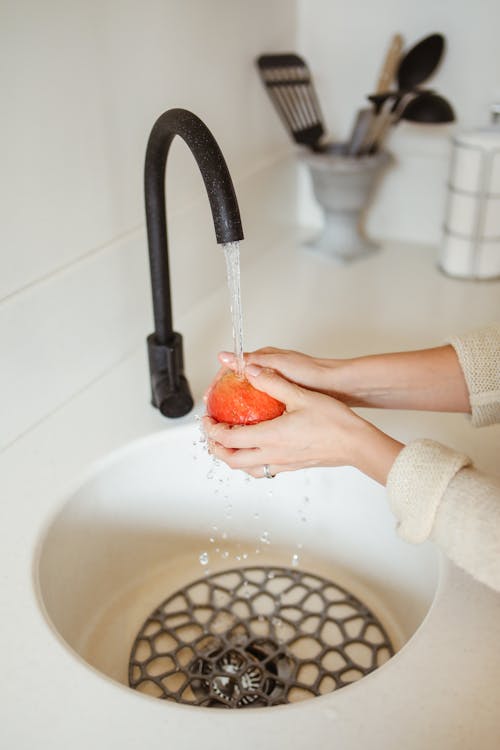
left=222, top=241, right=245, bottom=377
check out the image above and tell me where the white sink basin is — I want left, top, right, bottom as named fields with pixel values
left=36, top=421, right=439, bottom=701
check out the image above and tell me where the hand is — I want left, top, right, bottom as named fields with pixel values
left=209, top=344, right=471, bottom=414
left=211, top=348, right=333, bottom=396
left=203, top=364, right=403, bottom=484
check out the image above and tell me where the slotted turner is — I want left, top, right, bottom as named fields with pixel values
left=257, top=53, right=327, bottom=151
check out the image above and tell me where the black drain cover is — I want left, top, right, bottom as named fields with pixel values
left=129, top=567, right=394, bottom=708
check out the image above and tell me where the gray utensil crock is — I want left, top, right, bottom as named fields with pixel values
left=302, top=144, right=391, bottom=262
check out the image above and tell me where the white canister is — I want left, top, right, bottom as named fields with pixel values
left=439, top=111, right=500, bottom=279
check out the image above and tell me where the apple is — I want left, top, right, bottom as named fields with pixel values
left=206, top=369, right=285, bottom=425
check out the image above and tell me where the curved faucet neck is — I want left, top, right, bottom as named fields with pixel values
left=144, top=108, right=244, bottom=345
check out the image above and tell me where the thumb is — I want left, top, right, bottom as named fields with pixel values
left=245, top=364, right=303, bottom=408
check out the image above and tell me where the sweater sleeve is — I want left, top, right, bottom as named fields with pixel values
left=448, top=323, right=500, bottom=427
left=387, top=439, right=500, bottom=592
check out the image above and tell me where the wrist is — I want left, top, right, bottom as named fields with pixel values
left=316, top=357, right=369, bottom=406
left=350, top=417, right=404, bottom=485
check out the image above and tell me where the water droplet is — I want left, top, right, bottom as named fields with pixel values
left=267, top=571, right=275, bottom=579
left=242, top=553, right=248, bottom=560
left=303, top=496, right=310, bottom=504
left=260, top=531, right=270, bottom=545
left=221, top=551, right=229, bottom=559
left=209, top=537, right=215, bottom=544
left=199, top=552, right=209, bottom=566
left=255, top=548, right=261, bottom=555
left=215, top=547, right=220, bottom=553
left=253, top=512, right=260, bottom=520
left=267, top=489, right=273, bottom=498
left=221, top=531, right=228, bottom=540
left=235, top=555, right=241, bottom=561
left=291, top=553, right=299, bottom=567
left=297, top=542, right=303, bottom=550
left=272, top=617, right=282, bottom=629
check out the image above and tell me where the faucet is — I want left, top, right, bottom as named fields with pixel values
left=144, top=108, right=244, bottom=418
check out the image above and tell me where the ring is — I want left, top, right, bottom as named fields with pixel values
left=263, top=464, right=275, bottom=479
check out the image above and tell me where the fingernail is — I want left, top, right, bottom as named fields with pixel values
left=246, top=364, right=261, bottom=377
left=220, top=351, right=233, bottom=363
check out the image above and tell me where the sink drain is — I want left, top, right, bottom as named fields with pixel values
left=129, top=566, right=393, bottom=708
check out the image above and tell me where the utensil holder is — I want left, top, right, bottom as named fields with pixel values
left=301, top=145, right=391, bottom=262
left=440, top=129, right=500, bottom=279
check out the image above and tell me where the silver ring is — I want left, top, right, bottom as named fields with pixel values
left=263, top=464, right=274, bottom=479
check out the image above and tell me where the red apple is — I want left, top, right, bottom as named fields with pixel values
left=206, top=369, right=285, bottom=425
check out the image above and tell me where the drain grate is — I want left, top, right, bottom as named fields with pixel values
left=129, top=566, right=394, bottom=708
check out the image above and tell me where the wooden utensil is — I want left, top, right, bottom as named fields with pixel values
left=375, top=33, right=404, bottom=93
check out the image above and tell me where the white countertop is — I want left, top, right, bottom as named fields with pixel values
left=1, top=237, right=500, bottom=748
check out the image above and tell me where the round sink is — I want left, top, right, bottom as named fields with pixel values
left=36, top=422, right=439, bottom=704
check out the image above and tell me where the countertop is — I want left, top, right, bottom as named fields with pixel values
left=1, top=237, right=499, bottom=748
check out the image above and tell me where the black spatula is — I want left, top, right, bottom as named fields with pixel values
left=256, top=53, right=327, bottom=151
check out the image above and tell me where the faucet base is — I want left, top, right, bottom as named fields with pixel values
left=147, top=332, right=194, bottom=418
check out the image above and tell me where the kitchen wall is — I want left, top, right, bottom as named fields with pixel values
left=0, top=0, right=297, bottom=451
left=297, top=0, right=500, bottom=244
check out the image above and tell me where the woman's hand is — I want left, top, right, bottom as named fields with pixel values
left=209, top=344, right=471, bottom=414
left=203, top=364, right=403, bottom=485
left=210, top=348, right=335, bottom=398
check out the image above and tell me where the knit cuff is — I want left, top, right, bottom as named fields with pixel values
left=448, top=323, right=500, bottom=428
left=386, top=439, right=471, bottom=543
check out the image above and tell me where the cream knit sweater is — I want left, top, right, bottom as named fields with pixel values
left=386, top=323, right=500, bottom=592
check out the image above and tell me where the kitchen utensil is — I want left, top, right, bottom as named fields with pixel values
left=360, top=92, right=399, bottom=154
left=346, top=107, right=376, bottom=156
left=347, top=33, right=403, bottom=156
left=256, top=53, right=327, bottom=151
left=397, top=33, right=445, bottom=91
left=401, top=91, right=455, bottom=123
left=362, top=33, right=448, bottom=153
left=368, top=90, right=455, bottom=153
left=375, top=33, right=404, bottom=93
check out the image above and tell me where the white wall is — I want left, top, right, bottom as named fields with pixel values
left=297, top=0, right=500, bottom=244
left=0, top=0, right=297, bottom=451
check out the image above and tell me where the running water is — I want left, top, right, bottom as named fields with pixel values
left=222, top=241, right=245, bottom=377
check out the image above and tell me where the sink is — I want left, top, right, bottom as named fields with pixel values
left=36, top=420, right=439, bottom=704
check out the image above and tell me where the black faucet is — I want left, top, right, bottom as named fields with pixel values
left=144, top=108, right=244, bottom=418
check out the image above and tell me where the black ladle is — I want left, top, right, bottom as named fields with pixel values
left=397, top=33, right=445, bottom=90
left=366, top=90, right=454, bottom=152
left=400, top=91, right=455, bottom=123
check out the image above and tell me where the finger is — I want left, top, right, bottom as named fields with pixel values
left=209, top=443, right=262, bottom=469
left=204, top=418, right=275, bottom=449
left=218, top=351, right=237, bottom=369
left=218, top=348, right=283, bottom=372
left=245, top=365, right=304, bottom=407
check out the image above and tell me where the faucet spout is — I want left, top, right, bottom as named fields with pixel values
left=144, top=108, right=244, bottom=418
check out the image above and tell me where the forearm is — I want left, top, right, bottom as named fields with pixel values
left=320, top=345, right=471, bottom=414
